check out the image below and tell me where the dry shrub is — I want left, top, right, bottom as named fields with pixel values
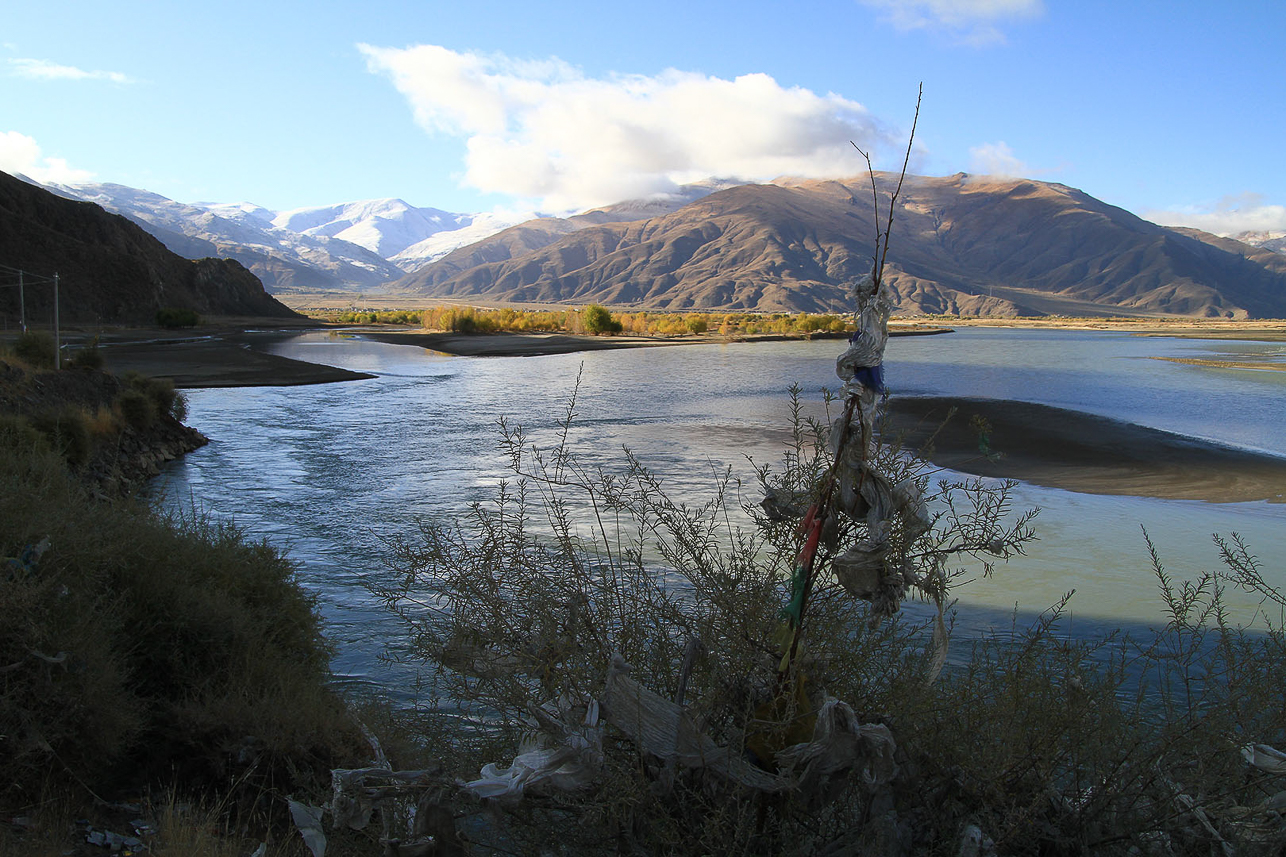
left=10, top=331, right=56, bottom=368
left=116, top=387, right=158, bottom=429
left=373, top=377, right=1042, bottom=854
left=374, top=379, right=1285, bottom=856
left=0, top=439, right=364, bottom=808
left=25, top=406, right=91, bottom=467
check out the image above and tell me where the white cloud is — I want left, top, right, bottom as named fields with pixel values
left=360, top=44, right=893, bottom=212
left=1145, top=193, right=1286, bottom=237
left=0, top=131, right=94, bottom=184
left=968, top=141, right=1029, bottom=177
left=859, top=0, right=1043, bottom=46
left=8, top=57, right=134, bottom=84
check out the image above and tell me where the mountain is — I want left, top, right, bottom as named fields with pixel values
left=390, top=174, right=1286, bottom=318
left=1235, top=231, right=1286, bottom=254
left=388, top=180, right=745, bottom=292
left=29, top=180, right=509, bottom=293
left=0, top=170, right=298, bottom=323
left=24, top=171, right=1284, bottom=317
left=271, top=198, right=470, bottom=259
left=27, top=178, right=749, bottom=297
left=34, top=180, right=412, bottom=292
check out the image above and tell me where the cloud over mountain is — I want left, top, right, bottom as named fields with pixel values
left=1146, top=193, right=1286, bottom=237
left=0, top=130, right=93, bottom=184
left=359, top=44, right=893, bottom=212
left=968, top=141, right=1029, bottom=177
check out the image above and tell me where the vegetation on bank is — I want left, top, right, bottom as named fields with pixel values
left=0, top=335, right=370, bottom=855
left=0, top=333, right=192, bottom=479
left=311, top=304, right=852, bottom=337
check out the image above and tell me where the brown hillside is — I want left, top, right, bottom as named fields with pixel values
left=0, top=170, right=300, bottom=324
left=393, top=173, right=1286, bottom=318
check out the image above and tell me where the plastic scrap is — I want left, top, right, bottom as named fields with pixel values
left=287, top=799, right=327, bottom=857
left=601, top=655, right=897, bottom=801
left=956, top=824, right=997, bottom=857
left=774, top=698, right=898, bottom=804
left=1242, top=743, right=1286, bottom=773
left=602, top=654, right=785, bottom=791
left=836, top=272, right=892, bottom=404
left=331, top=767, right=443, bottom=831
left=84, top=827, right=145, bottom=852
left=461, top=694, right=603, bottom=800
left=4, top=537, right=50, bottom=577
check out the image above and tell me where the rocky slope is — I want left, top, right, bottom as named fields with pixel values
left=0, top=170, right=300, bottom=323
left=392, top=174, right=1286, bottom=318
left=0, top=357, right=207, bottom=496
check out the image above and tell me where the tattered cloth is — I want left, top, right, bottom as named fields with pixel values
left=460, top=694, right=604, bottom=800
left=599, top=655, right=897, bottom=802
left=453, top=656, right=898, bottom=804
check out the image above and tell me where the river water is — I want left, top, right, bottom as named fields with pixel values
left=151, top=328, right=1286, bottom=696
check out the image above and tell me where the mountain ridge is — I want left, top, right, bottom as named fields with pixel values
left=17, top=172, right=1286, bottom=318
left=390, top=173, right=1286, bottom=318
left=0, top=170, right=299, bottom=323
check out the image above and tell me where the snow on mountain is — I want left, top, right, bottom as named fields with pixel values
left=273, top=198, right=474, bottom=260
left=1235, top=231, right=1286, bottom=254
left=13, top=175, right=753, bottom=292
left=390, top=210, right=539, bottom=270
left=29, top=179, right=414, bottom=291
left=201, top=201, right=277, bottom=228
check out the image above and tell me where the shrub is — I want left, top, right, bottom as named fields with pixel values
left=0, top=442, right=362, bottom=801
left=118, top=373, right=183, bottom=427
left=117, top=388, right=157, bottom=429
left=66, top=337, right=104, bottom=370
left=170, top=389, right=189, bottom=423
left=372, top=374, right=1286, bottom=855
left=26, top=406, right=91, bottom=468
left=156, top=307, right=201, bottom=328
left=582, top=303, right=622, bottom=334
left=0, top=414, right=50, bottom=456
left=11, top=330, right=56, bottom=368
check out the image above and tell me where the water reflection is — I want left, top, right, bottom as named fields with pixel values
left=151, top=329, right=1286, bottom=695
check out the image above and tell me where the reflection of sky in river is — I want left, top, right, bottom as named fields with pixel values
left=151, top=329, right=1286, bottom=696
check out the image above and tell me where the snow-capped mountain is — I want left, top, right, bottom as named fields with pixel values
left=18, top=176, right=748, bottom=294
left=272, top=198, right=475, bottom=259
left=1234, top=231, right=1286, bottom=254
left=26, top=179, right=501, bottom=293
left=390, top=210, right=539, bottom=270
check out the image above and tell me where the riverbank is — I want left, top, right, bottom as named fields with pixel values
left=941, top=316, right=1286, bottom=342
left=888, top=396, right=1286, bottom=503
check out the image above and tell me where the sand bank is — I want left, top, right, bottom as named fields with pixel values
left=886, top=397, right=1286, bottom=504
left=97, top=331, right=374, bottom=387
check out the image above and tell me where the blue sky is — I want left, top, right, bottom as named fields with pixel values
left=2, top=0, right=1283, bottom=234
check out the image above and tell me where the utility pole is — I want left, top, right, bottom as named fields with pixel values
left=18, top=270, right=26, bottom=333
left=53, top=273, right=60, bottom=370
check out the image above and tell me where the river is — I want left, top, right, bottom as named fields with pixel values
left=151, top=328, right=1286, bottom=696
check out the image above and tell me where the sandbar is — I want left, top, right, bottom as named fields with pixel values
left=886, top=397, right=1286, bottom=504
left=95, top=330, right=374, bottom=388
